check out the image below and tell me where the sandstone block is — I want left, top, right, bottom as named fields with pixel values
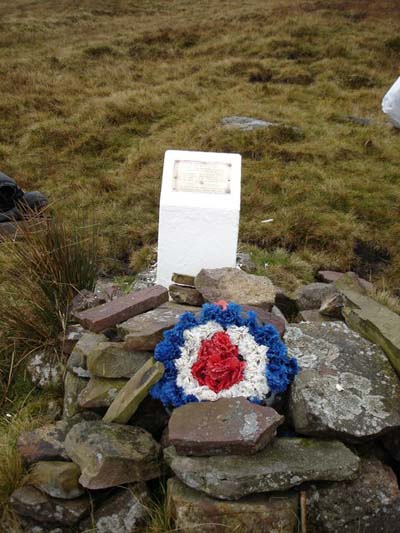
left=168, top=477, right=298, bottom=533
left=168, top=398, right=283, bottom=456
left=76, top=285, right=168, bottom=333
left=195, top=268, right=276, bottom=309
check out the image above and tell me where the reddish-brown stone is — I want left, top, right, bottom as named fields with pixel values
left=241, top=305, right=286, bottom=338
left=76, top=285, right=168, bottom=333
left=168, top=398, right=284, bottom=456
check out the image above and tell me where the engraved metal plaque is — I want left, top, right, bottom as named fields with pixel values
left=172, top=160, right=232, bottom=194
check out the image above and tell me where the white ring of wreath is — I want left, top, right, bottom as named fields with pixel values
left=175, top=321, right=270, bottom=402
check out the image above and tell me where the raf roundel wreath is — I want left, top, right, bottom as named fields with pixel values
left=150, top=301, right=299, bottom=408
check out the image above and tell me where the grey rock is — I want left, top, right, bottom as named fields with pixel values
left=27, top=351, right=63, bottom=389
left=164, top=437, right=359, bottom=500
left=340, top=287, right=400, bottom=376
left=78, top=376, right=127, bottom=409
left=294, top=282, right=338, bottom=311
left=66, top=331, right=106, bottom=376
left=319, top=292, right=345, bottom=318
left=28, top=461, right=83, bottom=499
left=221, top=116, right=279, bottom=130
left=287, top=322, right=400, bottom=440
left=80, top=483, right=150, bottom=533
left=17, top=412, right=99, bottom=464
left=298, top=309, right=338, bottom=323
left=59, top=324, right=84, bottom=356
left=70, top=288, right=105, bottom=316
left=168, top=477, right=299, bottom=533
left=63, top=372, right=88, bottom=418
left=10, top=485, right=89, bottom=526
left=87, top=341, right=152, bottom=378
left=64, top=421, right=161, bottom=489
left=119, top=302, right=198, bottom=351
left=307, top=458, right=400, bottom=532
left=236, top=251, right=257, bottom=273
left=195, top=267, right=276, bottom=309
left=169, top=284, right=204, bottom=306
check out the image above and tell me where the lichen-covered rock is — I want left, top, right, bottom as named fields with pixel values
left=195, top=268, right=276, bottom=309
left=28, top=461, right=83, bottom=499
left=66, top=331, right=107, bottom=376
left=27, top=351, right=63, bottom=388
left=64, top=421, right=161, bottom=489
left=77, top=377, right=127, bottom=409
left=17, top=412, right=99, bottom=464
left=294, top=282, right=338, bottom=311
left=80, top=483, right=150, bottom=533
left=168, top=398, right=283, bottom=456
left=287, top=322, right=400, bottom=440
left=340, top=287, right=400, bottom=376
left=87, top=342, right=152, bottom=378
left=307, top=458, right=400, bottom=532
left=168, top=477, right=299, bottom=533
left=59, top=324, right=84, bottom=356
left=63, top=372, right=88, bottom=418
left=10, top=485, right=89, bottom=526
left=164, top=438, right=359, bottom=500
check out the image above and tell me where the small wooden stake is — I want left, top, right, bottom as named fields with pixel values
left=300, top=490, right=307, bottom=533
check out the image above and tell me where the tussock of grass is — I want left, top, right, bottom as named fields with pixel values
left=0, top=211, right=98, bottom=401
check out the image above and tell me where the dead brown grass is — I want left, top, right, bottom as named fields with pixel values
left=0, top=0, right=399, bottom=293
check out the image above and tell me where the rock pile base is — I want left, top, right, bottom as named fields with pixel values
left=10, top=268, right=400, bottom=532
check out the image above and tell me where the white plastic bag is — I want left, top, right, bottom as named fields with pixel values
left=382, top=76, right=400, bottom=128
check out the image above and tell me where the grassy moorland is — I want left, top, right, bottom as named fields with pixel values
left=0, top=0, right=400, bottom=527
left=0, top=0, right=400, bottom=288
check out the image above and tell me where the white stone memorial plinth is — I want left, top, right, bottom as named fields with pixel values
left=156, top=150, right=241, bottom=287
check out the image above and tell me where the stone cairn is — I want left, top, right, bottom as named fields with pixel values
left=11, top=266, right=400, bottom=532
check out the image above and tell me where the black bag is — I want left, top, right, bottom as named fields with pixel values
left=0, top=171, right=24, bottom=212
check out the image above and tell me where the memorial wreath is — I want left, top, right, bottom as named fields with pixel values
left=151, top=301, right=299, bottom=408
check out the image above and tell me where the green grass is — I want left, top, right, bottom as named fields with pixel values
left=0, top=0, right=399, bottom=293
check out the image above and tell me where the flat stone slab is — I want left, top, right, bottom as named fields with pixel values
left=87, top=341, right=152, bottom=378
left=195, top=268, right=276, bottom=308
left=340, top=288, right=400, bottom=376
left=119, top=302, right=198, bottom=351
left=103, top=358, right=164, bottom=423
left=307, top=458, right=400, bottom=532
left=17, top=412, right=99, bottom=464
left=76, top=284, right=168, bottom=333
left=168, top=398, right=283, bottom=456
left=65, top=421, right=161, bottom=489
left=78, top=377, right=127, bottom=409
left=221, top=116, right=278, bottom=130
left=168, top=477, right=299, bottom=533
left=28, top=461, right=83, bottom=499
left=164, top=437, right=359, bottom=500
left=294, top=282, right=338, bottom=311
left=10, top=485, right=90, bottom=526
left=169, top=284, right=204, bottom=306
left=286, top=322, right=400, bottom=440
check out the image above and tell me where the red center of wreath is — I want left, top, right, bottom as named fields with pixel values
left=191, top=331, right=246, bottom=393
